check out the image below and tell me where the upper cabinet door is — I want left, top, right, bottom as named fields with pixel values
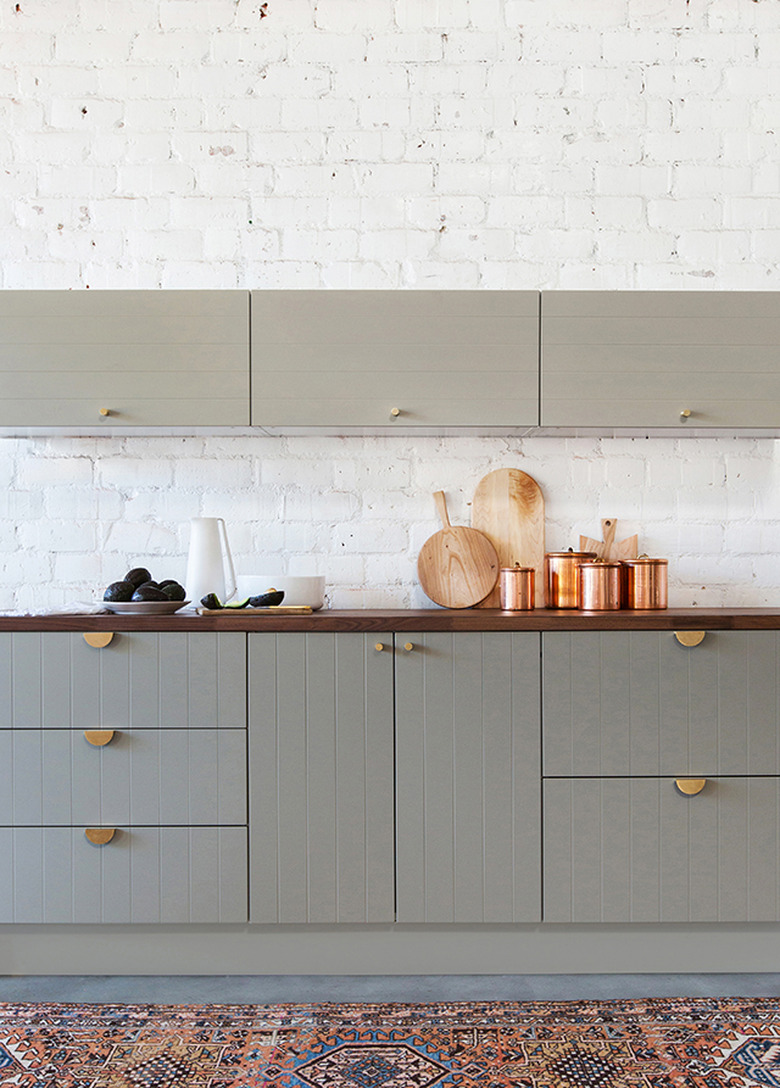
left=541, top=291, right=780, bottom=428
left=0, top=291, right=249, bottom=427
left=251, top=290, right=540, bottom=428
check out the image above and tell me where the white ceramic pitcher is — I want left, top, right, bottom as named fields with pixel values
left=185, top=517, right=237, bottom=605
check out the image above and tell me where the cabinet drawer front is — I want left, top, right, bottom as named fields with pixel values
left=543, top=631, right=780, bottom=777
left=395, top=631, right=541, bottom=923
left=249, top=632, right=395, bottom=923
left=0, top=729, right=246, bottom=826
left=0, top=826, right=247, bottom=923
left=0, top=632, right=246, bottom=731
left=541, top=290, right=780, bottom=428
left=544, top=777, right=780, bottom=923
left=251, top=290, right=540, bottom=428
left=0, top=290, right=249, bottom=427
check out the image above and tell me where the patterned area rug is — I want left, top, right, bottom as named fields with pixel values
left=0, top=996, right=779, bottom=1087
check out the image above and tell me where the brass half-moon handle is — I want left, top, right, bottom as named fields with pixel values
left=675, top=778, right=706, bottom=796
left=83, top=730, right=115, bottom=747
left=674, top=631, right=706, bottom=647
left=83, top=632, right=114, bottom=649
left=85, top=828, right=116, bottom=845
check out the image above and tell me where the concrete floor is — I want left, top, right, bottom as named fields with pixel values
left=0, top=974, right=779, bottom=1004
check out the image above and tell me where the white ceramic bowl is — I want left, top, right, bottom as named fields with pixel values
left=235, top=575, right=326, bottom=610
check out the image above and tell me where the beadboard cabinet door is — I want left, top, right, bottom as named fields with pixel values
left=248, top=632, right=395, bottom=923
left=394, top=632, right=541, bottom=923
left=544, top=777, right=780, bottom=923
left=541, top=291, right=780, bottom=428
left=0, top=728, right=247, bottom=827
left=251, top=290, right=540, bottom=428
left=0, top=631, right=247, bottom=732
left=0, top=290, right=249, bottom=427
left=0, top=826, right=248, bottom=924
left=543, top=631, right=780, bottom=778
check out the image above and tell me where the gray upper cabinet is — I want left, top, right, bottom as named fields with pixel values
left=543, top=631, right=780, bottom=778
left=250, top=290, right=540, bottom=428
left=394, top=632, right=541, bottom=923
left=0, top=290, right=249, bottom=427
left=541, top=291, right=780, bottom=428
left=248, top=632, right=395, bottom=924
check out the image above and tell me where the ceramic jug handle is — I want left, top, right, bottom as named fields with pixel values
left=218, top=518, right=237, bottom=602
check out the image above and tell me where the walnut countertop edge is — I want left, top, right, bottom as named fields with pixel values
left=1, top=607, right=780, bottom=632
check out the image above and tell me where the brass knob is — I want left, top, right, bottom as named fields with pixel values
left=83, top=632, right=114, bottom=649
left=390, top=407, right=401, bottom=419
left=680, top=409, right=692, bottom=420
left=99, top=408, right=111, bottom=417
left=83, top=729, right=115, bottom=747
left=675, top=778, right=706, bottom=796
left=85, top=828, right=116, bottom=845
left=403, top=642, right=414, bottom=652
left=375, top=642, right=385, bottom=652
left=674, top=631, right=706, bottom=647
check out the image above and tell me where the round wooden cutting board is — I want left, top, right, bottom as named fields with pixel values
left=472, top=468, right=545, bottom=608
left=418, top=491, right=500, bottom=609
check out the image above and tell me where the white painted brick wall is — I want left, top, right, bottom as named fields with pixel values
left=0, top=0, right=779, bottom=609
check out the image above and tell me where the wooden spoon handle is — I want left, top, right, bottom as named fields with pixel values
left=433, top=491, right=451, bottom=528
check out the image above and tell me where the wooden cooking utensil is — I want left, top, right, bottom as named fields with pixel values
left=579, top=518, right=638, bottom=561
left=471, top=468, right=545, bottom=607
left=417, top=491, right=500, bottom=609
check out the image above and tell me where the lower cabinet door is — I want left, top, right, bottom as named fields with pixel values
left=0, top=826, right=248, bottom=923
left=248, top=632, right=395, bottom=923
left=544, top=777, right=780, bottom=923
left=395, top=632, right=542, bottom=923
left=0, top=728, right=247, bottom=826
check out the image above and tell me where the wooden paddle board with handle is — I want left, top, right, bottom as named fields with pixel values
left=472, top=468, right=545, bottom=608
left=579, top=518, right=638, bottom=561
left=418, top=491, right=500, bottom=609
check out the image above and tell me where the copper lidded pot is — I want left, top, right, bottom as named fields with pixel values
left=499, top=565, right=535, bottom=611
left=622, top=556, right=668, bottom=610
left=578, top=559, right=623, bottom=611
left=545, top=550, right=597, bottom=609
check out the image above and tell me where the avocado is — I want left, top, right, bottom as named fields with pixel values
left=161, top=581, right=186, bottom=601
left=249, top=590, right=285, bottom=608
left=200, top=593, right=222, bottom=610
left=225, top=597, right=251, bottom=609
left=103, top=580, right=135, bottom=602
left=132, top=585, right=168, bottom=602
left=125, top=567, right=152, bottom=589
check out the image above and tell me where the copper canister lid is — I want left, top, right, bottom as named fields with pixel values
left=545, top=551, right=598, bottom=558
left=622, top=556, right=668, bottom=565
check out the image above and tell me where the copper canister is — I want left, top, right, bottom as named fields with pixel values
left=499, top=566, right=535, bottom=611
left=622, top=557, right=668, bottom=610
left=545, top=551, right=597, bottom=608
left=578, top=559, right=623, bottom=610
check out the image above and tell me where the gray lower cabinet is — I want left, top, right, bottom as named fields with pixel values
left=543, top=630, right=780, bottom=777
left=251, top=290, right=540, bottom=428
left=0, top=631, right=249, bottom=924
left=0, top=826, right=247, bottom=923
left=544, top=777, right=780, bottom=923
left=394, top=632, right=541, bottom=923
left=248, top=632, right=395, bottom=923
left=0, top=290, right=249, bottom=427
left=541, top=290, right=780, bottom=428
left=0, top=631, right=247, bottom=732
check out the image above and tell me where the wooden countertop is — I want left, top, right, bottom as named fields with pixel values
left=2, top=607, right=780, bottom=632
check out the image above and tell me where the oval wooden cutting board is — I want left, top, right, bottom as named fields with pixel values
left=472, top=468, right=545, bottom=608
left=418, top=491, right=500, bottom=609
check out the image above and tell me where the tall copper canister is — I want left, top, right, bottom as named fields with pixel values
left=578, top=559, right=623, bottom=610
left=545, top=550, right=597, bottom=608
left=622, top=556, right=668, bottom=610
left=499, top=565, right=535, bottom=610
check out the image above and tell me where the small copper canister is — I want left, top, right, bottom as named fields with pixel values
left=499, top=565, right=535, bottom=611
left=622, top=556, right=668, bottom=610
left=577, top=559, right=623, bottom=610
left=545, top=550, right=597, bottom=608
